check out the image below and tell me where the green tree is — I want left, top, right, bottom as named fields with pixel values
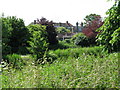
left=83, top=14, right=102, bottom=26
left=34, top=17, right=58, bottom=45
left=27, top=24, right=48, bottom=63
left=1, top=17, right=12, bottom=55
left=56, top=27, right=71, bottom=34
left=8, top=16, right=29, bottom=54
left=97, top=1, right=120, bottom=52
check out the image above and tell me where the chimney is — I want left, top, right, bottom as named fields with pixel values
left=34, top=20, right=36, bottom=24
left=76, top=22, right=79, bottom=32
left=66, top=21, right=69, bottom=24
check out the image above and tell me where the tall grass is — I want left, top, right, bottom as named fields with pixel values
left=2, top=47, right=119, bottom=88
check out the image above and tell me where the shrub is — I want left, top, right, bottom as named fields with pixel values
left=34, top=17, right=58, bottom=45
left=27, top=24, right=48, bottom=63
left=71, top=33, right=85, bottom=43
left=1, top=16, right=29, bottom=54
left=49, top=40, right=77, bottom=50
left=56, top=27, right=71, bottom=34
left=71, top=33, right=96, bottom=47
left=64, top=39, right=71, bottom=43
left=4, top=54, right=25, bottom=69
left=9, top=16, right=29, bottom=53
left=48, top=46, right=107, bottom=61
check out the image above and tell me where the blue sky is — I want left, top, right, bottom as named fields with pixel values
left=1, top=0, right=115, bottom=26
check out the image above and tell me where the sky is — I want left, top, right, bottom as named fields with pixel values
left=1, top=0, right=115, bottom=26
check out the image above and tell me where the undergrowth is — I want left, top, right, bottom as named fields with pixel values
left=2, top=46, right=119, bottom=88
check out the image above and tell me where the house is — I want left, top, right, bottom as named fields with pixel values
left=54, top=21, right=84, bottom=40
left=53, top=21, right=75, bottom=33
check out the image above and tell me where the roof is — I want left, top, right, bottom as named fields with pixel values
left=53, top=21, right=74, bottom=27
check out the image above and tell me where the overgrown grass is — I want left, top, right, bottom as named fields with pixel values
left=2, top=46, right=119, bottom=88
left=48, top=46, right=107, bottom=60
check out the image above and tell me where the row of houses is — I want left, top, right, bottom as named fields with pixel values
left=53, top=21, right=83, bottom=40
left=53, top=21, right=83, bottom=33
left=32, top=18, right=83, bottom=40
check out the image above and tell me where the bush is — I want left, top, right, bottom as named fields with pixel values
left=18, top=46, right=29, bottom=55
left=1, top=16, right=29, bottom=54
left=9, top=16, right=29, bottom=53
left=4, top=54, right=25, bottom=69
left=27, top=24, right=48, bottom=63
left=49, top=40, right=77, bottom=50
left=34, top=17, right=58, bottom=45
left=64, top=39, right=71, bottom=43
left=56, top=27, right=71, bottom=34
left=71, top=33, right=85, bottom=43
left=71, top=33, right=96, bottom=47
left=48, top=46, right=106, bottom=60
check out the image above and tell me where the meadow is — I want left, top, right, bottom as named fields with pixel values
left=2, top=45, right=119, bottom=88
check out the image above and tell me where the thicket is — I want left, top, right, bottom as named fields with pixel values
left=2, top=16, right=59, bottom=65
left=2, top=16, right=29, bottom=55
left=71, top=33, right=96, bottom=47
left=27, top=24, right=48, bottom=63
left=3, top=54, right=25, bottom=69
left=34, top=17, right=58, bottom=45
left=56, top=27, right=71, bottom=34
left=97, top=1, right=120, bottom=52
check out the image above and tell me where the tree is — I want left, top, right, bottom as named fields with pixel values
left=34, top=17, right=58, bottom=45
left=27, top=24, right=48, bottom=63
left=1, top=17, right=12, bottom=55
left=97, top=1, right=120, bottom=52
left=8, top=16, right=29, bottom=54
left=71, top=33, right=96, bottom=47
left=56, top=27, right=71, bottom=34
left=82, top=14, right=103, bottom=38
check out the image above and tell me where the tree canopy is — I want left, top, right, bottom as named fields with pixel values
left=34, top=17, right=58, bottom=45
left=56, top=27, right=71, bottom=34
left=97, top=1, right=120, bottom=52
left=82, top=14, right=103, bottom=38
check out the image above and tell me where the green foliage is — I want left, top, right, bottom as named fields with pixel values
left=83, top=13, right=101, bottom=26
left=49, top=46, right=106, bottom=59
left=56, top=27, right=71, bottom=34
left=3, top=54, right=25, bottom=69
left=71, top=33, right=96, bottom=47
left=34, top=17, right=58, bottom=45
left=46, top=25, right=58, bottom=45
left=2, top=47, right=119, bottom=88
left=49, top=40, right=78, bottom=50
left=64, top=39, right=71, bottom=43
left=27, top=24, right=48, bottom=63
left=71, top=33, right=85, bottom=42
left=110, top=27, right=120, bottom=43
left=2, top=16, right=29, bottom=54
left=1, top=17, right=12, bottom=55
left=8, top=16, right=29, bottom=53
left=97, top=1, right=120, bottom=52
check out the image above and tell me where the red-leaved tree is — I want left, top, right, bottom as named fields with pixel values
left=82, top=14, right=104, bottom=38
